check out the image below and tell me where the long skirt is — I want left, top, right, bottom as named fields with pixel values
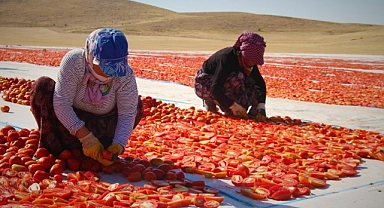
left=30, top=76, right=143, bottom=156
left=194, top=68, right=262, bottom=112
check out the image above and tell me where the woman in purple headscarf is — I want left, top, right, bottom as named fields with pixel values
left=30, top=28, right=143, bottom=166
left=194, top=30, right=267, bottom=121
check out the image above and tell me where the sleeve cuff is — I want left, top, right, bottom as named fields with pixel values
left=257, top=103, right=265, bottom=109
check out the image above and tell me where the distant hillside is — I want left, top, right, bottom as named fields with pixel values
left=1, top=0, right=383, bottom=54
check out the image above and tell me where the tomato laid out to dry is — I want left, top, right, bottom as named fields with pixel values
left=0, top=48, right=384, bottom=206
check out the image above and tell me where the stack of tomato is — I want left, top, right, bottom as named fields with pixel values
left=119, top=95, right=383, bottom=202
left=1, top=47, right=383, bottom=108
left=1, top=47, right=384, bottom=205
left=0, top=125, right=226, bottom=207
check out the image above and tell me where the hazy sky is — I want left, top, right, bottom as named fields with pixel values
left=132, top=0, right=384, bottom=25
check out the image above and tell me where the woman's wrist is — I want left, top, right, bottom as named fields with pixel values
left=75, top=125, right=90, bottom=139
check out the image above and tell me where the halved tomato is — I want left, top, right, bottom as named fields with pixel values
left=231, top=174, right=243, bottom=186
left=271, top=189, right=291, bottom=201
left=308, top=177, right=327, bottom=188
left=243, top=177, right=256, bottom=187
left=249, top=187, right=270, bottom=200
left=203, top=200, right=220, bottom=208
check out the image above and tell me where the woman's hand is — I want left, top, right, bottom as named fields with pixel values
left=248, top=103, right=267, bottom=122
left=79, top=132, right=114, bottom=166
left=229, top=102, right=249, bottom=119
left=107, top=143, right=124, bottom=155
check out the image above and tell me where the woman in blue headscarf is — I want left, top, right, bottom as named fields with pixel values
left=30, top=28, right=143, bottom=166
left=194, top=30, right=267, bottom=121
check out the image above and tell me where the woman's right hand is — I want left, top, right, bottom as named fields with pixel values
left=79, top=132, right=114, bottom=166
left=229, top=102, right=249, bottom=119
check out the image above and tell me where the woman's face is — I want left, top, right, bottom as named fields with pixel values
left=241, top=56, right=255, bottom=76
left=93, top=64, right=109, bottom=78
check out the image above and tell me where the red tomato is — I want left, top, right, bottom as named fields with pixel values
left=282, top=178, right=298, bottom=187
left=101, top=165, right=115, bottom=174
left=165, top=171, right=177, bottom=180
left=8, top=155, right=23, bottom=165
left=2, top=168, right=17, bottom=177
left=17, top=171, right=32, bottom=179
left=250, top=187, right=271, bottom=200
left=66, top=156, right=80, bottom=171
left=1, top=125, right=15, bottom=136
left=157, top=163, right=173, bottom=173
left=33, top=169, right=50, bottom=182
left=194, top=195, right=206, bottom=207
left=231, top=174, right=244, bottom=186
left=0, top=105, right=10, bottom=113
left=127, top=171, right=142, bottom=182
left=35, top=147, right=50, bottom=159
left=144, top=171, right=157, bottom=182
left=28, top=163, right=45, bottom=175
left=203, top=200, right=220, bottom=208
left=49, top=163, right=64, bottom=176
left=6, top=130, right=19, bottom=142
left=83, top=171, right=101, bottom=181
left=236, top=164, right=250, bottom=176
left=102, top=192, right=117, bottom=206
left=271, top=189, right=291, bottom=201
left=243, top=177, right=256, bottom=187
left=151, top=180, right=170, bottom=187
left=53, top=174, right=63, bottom=183
left=58, top=149, right=72, bottom=160
left=341, top=167, right=357, bottom=177
left=37, top=156, right=55, bottom=171
left=308, top=177, right=327, bottom=188
left=102, top=150, right=114, bottom=161
left=42, top=187, right=72, bottom=199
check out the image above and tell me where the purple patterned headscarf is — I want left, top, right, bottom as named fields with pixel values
left=233, top=30, right=266, bottom=65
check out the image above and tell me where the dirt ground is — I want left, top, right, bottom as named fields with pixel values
left=1, top=27, right=384, bottom=55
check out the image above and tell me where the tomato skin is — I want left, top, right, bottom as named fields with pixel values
left=127, top=171, right=142, bottom=182
left=58, top=149, right=72, bottom=160
left=1, top=125, right=15, bottom=136
left=66, top=156, right=80, bottom=171
left=35, top=147, right=50, bottom=159
left=53, top=174, right=63, bottom=183
left=236, top=164, right=250, bottom=176
left=49, top=163, right=64, bottom=176
left=271, top=189, right=291, bottom=201
left=28, top=163, right=45, bottom=175
left=33, top=169, right=50, bottom=182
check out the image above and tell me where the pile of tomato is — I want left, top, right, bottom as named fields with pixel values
left=1, top=47, right=383, bottom=108
left=0, top=47, right=384, bottom=206
left=0, top=125, right=225, bottom=207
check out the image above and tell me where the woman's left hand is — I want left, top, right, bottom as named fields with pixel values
left=107, top=143, right=124, bottom=155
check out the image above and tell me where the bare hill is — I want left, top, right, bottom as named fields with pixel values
left=1, top=0, right=383, bottom=54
